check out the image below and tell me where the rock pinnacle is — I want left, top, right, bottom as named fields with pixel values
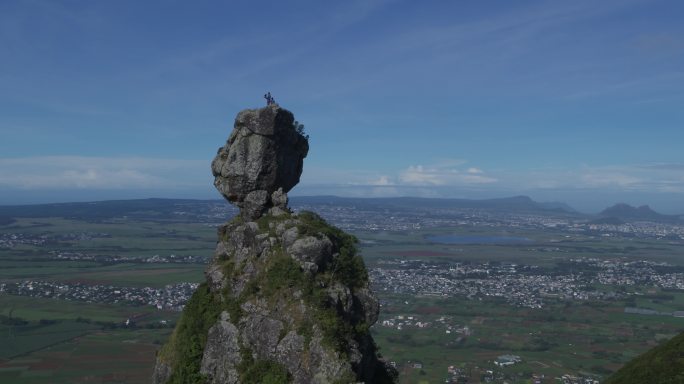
left=211, top=104, right=309, bottom=220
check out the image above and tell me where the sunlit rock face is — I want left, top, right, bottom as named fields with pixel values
left=153, top=105, right=396, bottom=384
left=211, top=104, right=309, bottom=220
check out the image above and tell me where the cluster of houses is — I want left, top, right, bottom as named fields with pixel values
left=587, top=221, right=684, bottom=239
left=0, top=232, right=48, bottom=248
left=379, top=314, right=474, bottom=339
left=380, top=315, right=430, bottom=330
left=46, top=250, right=206, bottom=264
left=0, top=231, right=115, bottom=249
left=1, top=280, right=198, bottom=311
left=559, top=374, right=600, bottom=384
left=371, top=254, right=684, bottom=310
left=493, top=354, right=521, bottom=367
left=442, top=362, right=601, bottom=384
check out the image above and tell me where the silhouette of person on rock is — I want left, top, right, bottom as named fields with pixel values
left=264, top=92, right=275, bottom=106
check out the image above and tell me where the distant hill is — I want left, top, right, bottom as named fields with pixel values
left=605, top=331, right=684, bottom=384
left=292, top=195, right=578, bottom=215
left=599, top=203, right=680, bottom=223
left=0, top=198, right=233, bottom=221
left=0, top=196, right=577, bottom=222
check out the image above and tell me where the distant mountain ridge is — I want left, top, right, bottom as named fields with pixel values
left=0, top=198, right=234, bottom=221
left=291, top=195, right=577, bottom=214
left=599, top=203, right=681, bottom=223
left=3, top=197, right=683, bottom=224
left=0, top=195, right=578, bottom=221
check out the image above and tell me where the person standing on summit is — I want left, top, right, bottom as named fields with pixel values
left=264, top=92, right=275, bottom=105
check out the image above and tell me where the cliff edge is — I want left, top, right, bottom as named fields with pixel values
left=152, top=104, right=396, bottom=384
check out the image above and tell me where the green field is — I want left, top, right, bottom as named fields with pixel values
left=0, top=328, right=171, bottom=384
left=357, top=226, right=684, bottom=267
left=1, top=213, right=684, bottom=383
left=355, top=226, right=684, bottom=383
left=371, top=294, right=684, bottom=383
left=0, top=217, right=201, bottom=383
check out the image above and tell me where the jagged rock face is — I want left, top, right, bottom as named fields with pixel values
left=154, top=105, right=395, bottom=384
left=202, top=214, right=388, bottom=384
left=153, top=212, right=397, bottom=384
left=211, top=105, right=309, bottom=220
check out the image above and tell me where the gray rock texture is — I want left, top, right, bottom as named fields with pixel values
left=153, top=213, right=396, bottom=384
left=211, top=104, right=308, bottom=220
left=200, top=312, right=241, bottom=384
left=151, top=361, right=172, bottom=384
left=153, top=105, right=395, bottom=384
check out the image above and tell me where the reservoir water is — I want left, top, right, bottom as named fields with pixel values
left=426, top=235, right=533, bottom=245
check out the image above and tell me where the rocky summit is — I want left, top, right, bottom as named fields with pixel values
left=153, top=105, right=396, bottom=384
left=211, top=104, right=309, bottom=220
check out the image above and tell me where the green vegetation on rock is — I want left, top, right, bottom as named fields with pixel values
left=275, top=213, right=371, bottom=354
left=159, top=283, right=221, bottom=384
left=605, top=331, right=684, bottom=384
left=238, top=347, right=292, bottom=384
left=155, top=208, right=393, bottom=383
left=298, top=211, right=368, bottom=288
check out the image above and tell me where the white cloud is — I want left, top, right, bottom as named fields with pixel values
left=299, top=161, right=684, bottom=201
left=295, top=161, right=684, bottom=213
left=399, top=165, right=443, bottom=185
left=301, top=159, right=497, bottom=191
left=368, top=175, right=394, bottom=186
left=399, top=164, right=497, bottom=186
left=579, top=172, right=642, bottom=188
left=580, top=165, right=684, bottom=192
left=0, top=156, right=207, bottom=190
left=501, top=163, right=684, bottom=193
left=14, top=155, right=674, bottom=204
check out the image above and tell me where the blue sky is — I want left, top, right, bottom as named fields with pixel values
left=1, top=0, right=683, bottom=213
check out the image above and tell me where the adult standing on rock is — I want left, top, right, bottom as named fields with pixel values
left=264, top=92, right=275, bottom=106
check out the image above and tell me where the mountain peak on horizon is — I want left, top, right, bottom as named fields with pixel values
left=600, top=203, right=678, bottom=223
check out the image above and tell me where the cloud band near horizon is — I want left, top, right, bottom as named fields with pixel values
left=1, top=155, right=682, bottom=213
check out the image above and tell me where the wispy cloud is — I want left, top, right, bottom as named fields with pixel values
left=633, top=32, right=684, bottom=56
left=639, top=163, right=684, bottom=171
left=300, top=0, right=671, bottom=103
left=300, top=161, right=684, bottom=199
left=368, top=175, right=394, bottom=186
left=504, top=163, right=684, bottom=193
left=0, top=156, right=206, bottom=190
left=398, top=163, right=497, bottom=186
left=583, top=164, right=684, bottom=192
left=302, top=159, right=497, bottom=190
left=398, top=160, right=497, bottom=186
left=146, top=0, right=397, bottom=87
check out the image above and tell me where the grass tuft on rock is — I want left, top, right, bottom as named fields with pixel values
left=238, top=347, right=292, bottom=384
left=297, top=211, right=368, bottom=288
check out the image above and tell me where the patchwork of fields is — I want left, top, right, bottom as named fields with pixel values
left=1, top=207, right=683, bottom=383
left=0, top=216, right=210, bottom=383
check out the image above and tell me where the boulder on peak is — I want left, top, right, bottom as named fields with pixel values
left=211, top=104, right=309, bottom=219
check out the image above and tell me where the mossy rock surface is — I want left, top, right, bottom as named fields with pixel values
left=154, top=211, right=397, bottom=384
left=158, top=283, right=221, bottom=384
left=605, top=331, right=684, bottom=384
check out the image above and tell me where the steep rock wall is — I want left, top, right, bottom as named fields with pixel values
left=153, top=104, right=395, bottom=384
